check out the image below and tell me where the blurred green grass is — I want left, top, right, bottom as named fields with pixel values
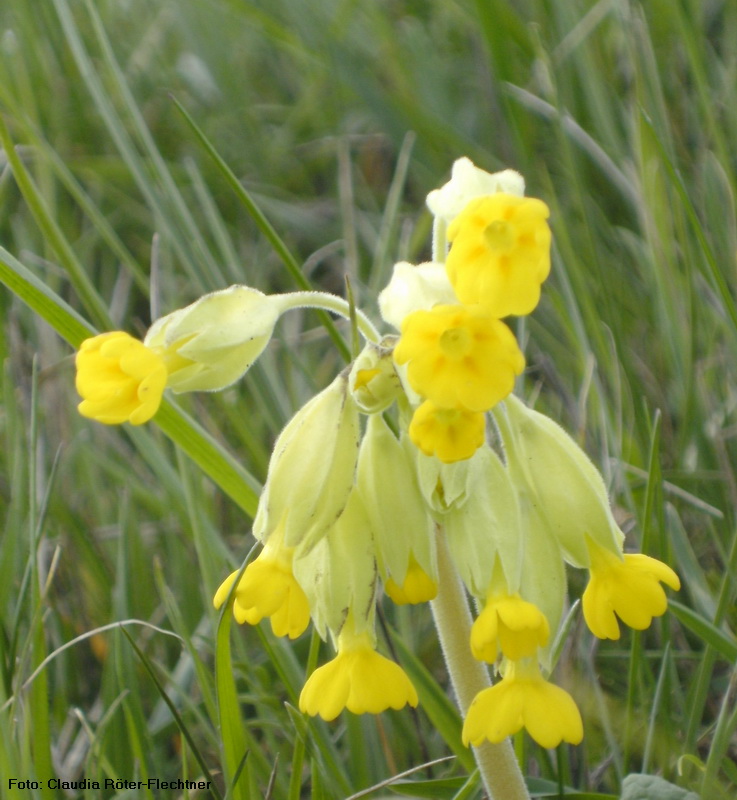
left=0, top=0, right=735, bottom=797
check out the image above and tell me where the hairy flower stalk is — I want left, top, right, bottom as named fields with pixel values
left=431, top=530, right=531, bottom=800
left=73, top=156, right=680, bottom=794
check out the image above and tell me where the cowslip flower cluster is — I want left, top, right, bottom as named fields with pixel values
left=74, top=157, right=680, bottom=758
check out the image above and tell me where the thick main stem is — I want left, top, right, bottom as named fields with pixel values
left=430, top=529, right=531, bottom=800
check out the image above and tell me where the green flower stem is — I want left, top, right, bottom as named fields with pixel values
left=432, top=216, right=448, bottom=264
left=431, top=528, right=531, bottom=800
left=274, top=290, right=382, bottom=344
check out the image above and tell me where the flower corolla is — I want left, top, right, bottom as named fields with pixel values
left=76, top=331, right=167, bottom=425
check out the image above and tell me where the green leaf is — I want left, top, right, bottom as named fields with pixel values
left=668, top=601, right=737, bottom=662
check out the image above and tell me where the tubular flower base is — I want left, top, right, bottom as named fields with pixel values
left=582, top=543, right=681, bottom=640
left=394, top=304, right=525, bottom=412
left=463, top=659, right=583, bottom=749
left=470, top=593, right=550, bottom=663
left=408, top=400, right=486, bottom=463
left=213, top=550, right=310, bottom=640
left=446, top=194, right=551, bottom=318
left=76, top=332, right=167, bottom=425
left=299, top=630, right=418, bottom=721
left=384, top=557, right=438, bottom=605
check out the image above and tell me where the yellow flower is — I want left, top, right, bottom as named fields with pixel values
left=582, top=543, right=680, bottom=640
left=463, top=659, right=583, bottom=748
left=394, top=304, right=525, bottom=412
left=75, top=332, right=167, bottom=425
left=408, top=401, right=486, bottom=463
left=384, top=556, right=438, bottom=605
left=470, top=593, right=550, bottom=663
left=213, top=545, right=310, bottom=640
left=446, top=194, right=551, bottom=318
left=298, top=627, right=418, bottom=721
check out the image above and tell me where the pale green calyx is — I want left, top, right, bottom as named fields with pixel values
left=253, top=373, right=360, bottom=551
left=293, top=489, right=378, bottom=641
left=494, top=393, right=624, bottom=568
left=356, top=414, right=436, bottom=587
left=443, top=445, right=523, bottom=599
left=144, top=285, right=281, bottom=392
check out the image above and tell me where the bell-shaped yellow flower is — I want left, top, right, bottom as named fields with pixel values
left=213, top=538, right=310, bottom=640
left=471, top=592, right=550, bottom=663
left=463, top=659, right=583, bottom=749
left=75, top=332, right=167, bottom=425
left=408, top=401, right=486, bottom=463
left=446, top=194, right=551, bottom=318
left=582, top=541, right=680, bottom=640
left=394, top=304, right=525, bottom=412
left=298, top=623, right=418, bottom=721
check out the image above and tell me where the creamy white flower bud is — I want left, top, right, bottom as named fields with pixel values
left=253, top=373, right=360, bottom=551
left=426, top=157, right=525, bottom=224
left=378, top=261, right=457, bottom=329
left=144, top=285, right=281, bottom=392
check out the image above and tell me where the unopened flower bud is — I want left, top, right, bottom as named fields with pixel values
left=348, top=339, right=403, bottom=413
left=378, top=261, right=457, bottom=330
left=144, top=285, right=281, bottom=392
left=426, top=157, right=525, bottom=225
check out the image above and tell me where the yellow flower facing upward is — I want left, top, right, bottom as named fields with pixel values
left=408, top=401, right=486, bottom=463
left=384, top=555, right=438, bottom=605
left=463, top=659, right=583, bottom=749
left=298, top=625, right=418, bottom=721
left=213, top=544, right=310, bottom=640
left=75, top=332, right=167, bottom=425
left=582, top=542, right=680, bottom=640
left=471, top=592, right=550, bottom=663
left=446, top=194, right=551, bottom=318
left=394, top=304, right=525, bottom=412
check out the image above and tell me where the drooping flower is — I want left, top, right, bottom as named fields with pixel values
left=356, top=414, right=437, bottom=597
left=463, top=659, right=583, bottom=748
left=494, top=394, right=624, bottom=568
left=426, top=157, right=525, bottom=225
left=408, top=401, right=486, bottom=463
left=471, top=592, right=550, bottom=663
left=446, top=194, right=551, bottom=318
left=76, top=331, right=167, bottom=425
left=253, top=374, right=360, bottom=551
left=144, top=285, right=282, bottom=393
left=582, top=542, right=680, bottom=640
left=348, top=340, right=403, bottom=414
left=298, top=621, right=418, bottom=720
left=213, top=535, right=310, bottom=640
left=394, top=304, right=525, bottom=412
